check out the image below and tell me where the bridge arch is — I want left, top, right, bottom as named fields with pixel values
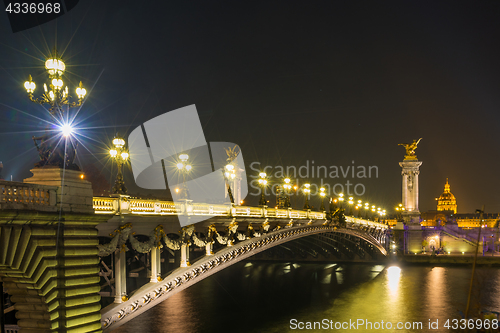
left=100, top=223, right=387, bottom=331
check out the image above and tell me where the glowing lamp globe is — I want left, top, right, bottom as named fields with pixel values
left=45, top=58, right=66, bottom=76
left=179, top=154, right=189, bottom=162
left=185, top=165, right=192, bottom=171
left=76, top=83, right=87, bottom=99
left=51, top=78, right=63, bottom=90
left=24, top=76, right=36, bottom=93
left=112, top=137, right=125, bottom=148
left=121, top=152, right=129, bottom=160
left=61, top=124, right=73, bottom=137
left=109, top=149, right=118, bottom=157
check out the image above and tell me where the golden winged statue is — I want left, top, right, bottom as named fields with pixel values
left=398, top=138, right=422, bottom=160
left=224, top=145, right=240, bottom=163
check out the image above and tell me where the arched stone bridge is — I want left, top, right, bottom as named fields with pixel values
left=0, top=181, right=389, bottom=332
left=93, top=196, right=389, bottom=331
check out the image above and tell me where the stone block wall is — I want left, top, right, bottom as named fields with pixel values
left=0, top=211, right=109, bottom=332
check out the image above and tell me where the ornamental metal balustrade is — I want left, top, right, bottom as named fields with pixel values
left=0, top=184, right=388, bottom=229
left=92, top=196, right=384, bottom=227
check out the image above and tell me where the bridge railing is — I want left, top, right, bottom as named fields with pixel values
left=346, top=216, right=388, bottom=229
left=0, top=180, right=57, bottom=211
left=93, top=196, right=326, bottom=220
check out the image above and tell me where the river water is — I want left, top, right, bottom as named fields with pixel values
left=113, top=262, right=500, bottom=333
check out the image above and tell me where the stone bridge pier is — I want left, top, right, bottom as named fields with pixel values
left=0, top=170, right=107, bottom=333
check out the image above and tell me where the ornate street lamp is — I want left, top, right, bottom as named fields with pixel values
left=338, top=193, right=344, bottom=209
left=303, top=183, right=311, bottom=210
left=330, top=197, right=337, bottom=211
left=371, top=205, right=376, bottom=220
left=356, top=200, right=363, bottom=217
left=176, top=154, right=192, bottom=200
left=258, top=172, right=267, bottom=206
left=109, top=135, right=129, bottom=194
left=395, top=203, right=405, bottom=221
left=319, top=187, right=326, bottom=211
left=364, top=202, right=369, bottom=219
left=283, top=178, right=292, bottom=208
left=224, top=164, right=236, bottom=204
left=24, top=49, right=86, bottom=170
left=348, top=196, right=354, bottom=216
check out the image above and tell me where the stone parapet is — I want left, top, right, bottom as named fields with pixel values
left=24, top=168, right=93, bottom=214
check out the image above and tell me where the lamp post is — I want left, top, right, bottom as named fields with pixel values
left=293, top=185, right=298, bottom=208
left=348, top=197, right=354, bottom=216
left=24, top=48, right=86, bottom=170
left=330, top=197, right=338, bottom=211
left=395, top=203, right=405, bottom=221
left=176, top=154, right=192, bottom=200
left=303, top=183, right=311, bottom=209
left=338, top=193, right=344, bottom=210
left=319, top=187, right=326, bottom=211
left=364, top=203, right=369, bottom=219
left=328, top=197, right=337, bottom=220
left=258, top=172, right=267, bottom=206
left=371, top=205, right=376, bottom=220
left=357, top=200, right=363, bottom=217
left=109, top=135, right=129, bottom=194
left=283, top=178, right=292, bottom=208
left=224, top=164, right=236, bottom=204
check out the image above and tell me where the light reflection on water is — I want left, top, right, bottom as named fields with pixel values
left=113, top=263, right=500, bottom=333
left=386, top=265, right=401, bottom=297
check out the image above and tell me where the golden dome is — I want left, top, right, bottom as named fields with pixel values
left=437, top=178, right=457, bottom=214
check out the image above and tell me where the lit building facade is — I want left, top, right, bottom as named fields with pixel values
left=436, top=178, right=457, bottom=214
left=454, top=213, right=500, bottom=229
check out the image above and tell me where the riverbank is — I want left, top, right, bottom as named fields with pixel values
left=399, top=253, right=500, bottom=265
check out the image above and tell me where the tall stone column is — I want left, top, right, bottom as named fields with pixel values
left=399, top=158, right=423, bottom=254
left=399, top=160, right=423, bottom=223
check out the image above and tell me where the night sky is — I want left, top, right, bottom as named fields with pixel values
left=1, top=1, right=500, bottom=214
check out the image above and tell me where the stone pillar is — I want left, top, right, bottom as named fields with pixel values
left=23, top=168, right=94, bottom=214
left=205, top=242, right=214, bottom=256
left=399, top=160, right=423, bottom=223
left=150, top=247, right=161, bottom=283
left=114, top=249, right=127, bottom=303
left=399, top=159, right=423, bottom=253
left=180, top=243, right=190, bottom=267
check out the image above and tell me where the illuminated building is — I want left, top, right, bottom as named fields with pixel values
left=454, top=213, right=500, bottom=229
left=436, top=178, right=457, bottom=214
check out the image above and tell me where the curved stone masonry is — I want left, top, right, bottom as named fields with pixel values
left=101, top=224, right=387, bottom=331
